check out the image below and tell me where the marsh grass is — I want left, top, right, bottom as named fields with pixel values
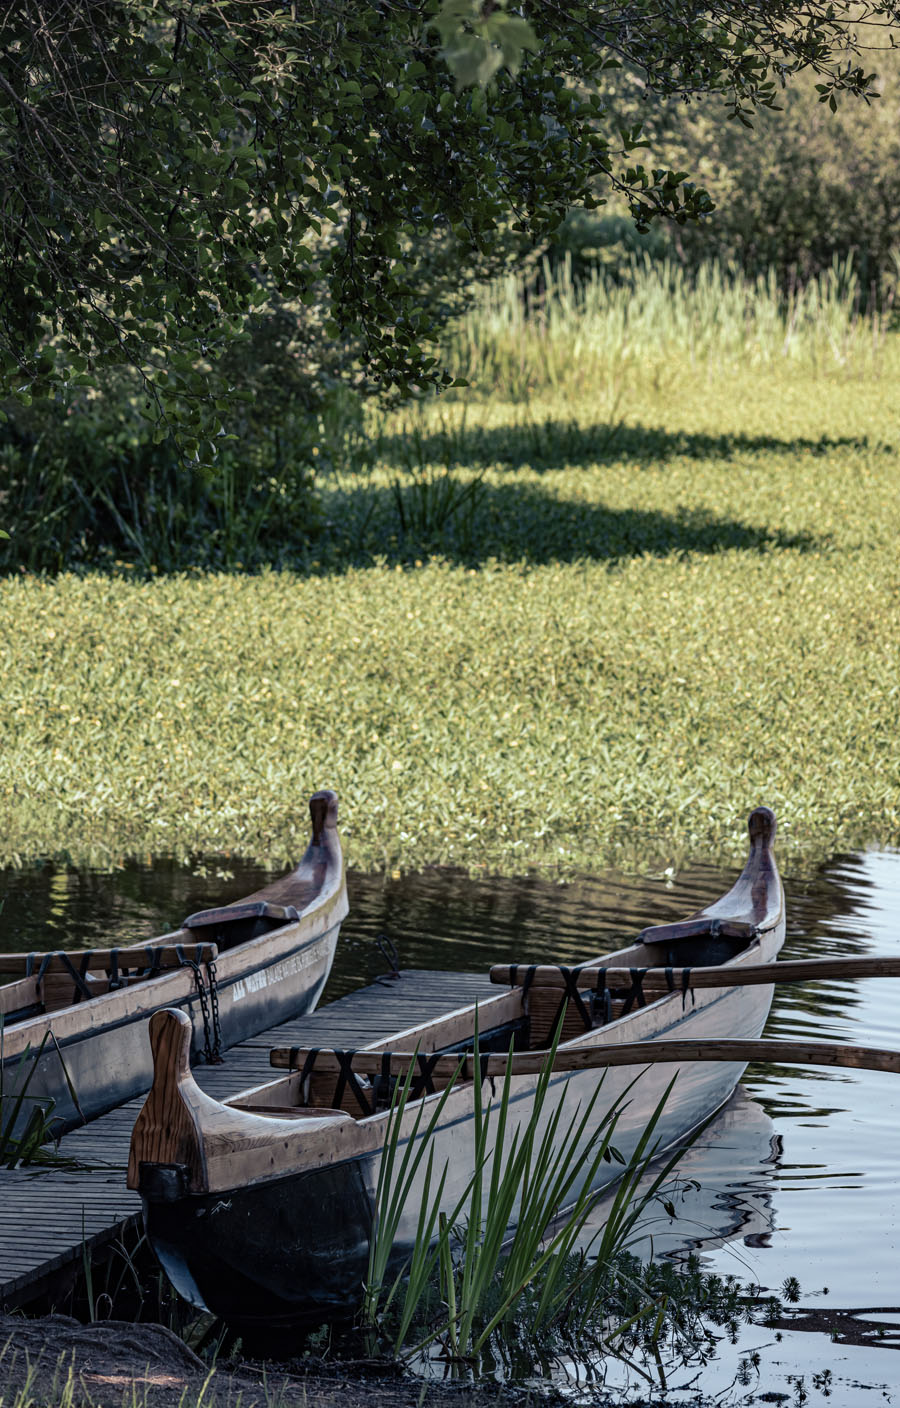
left=355, top=1045, right=782, bottom=1387
left=443, top=253, right=900, bottom=401
left=0, top=1340, right=293, bottom=1408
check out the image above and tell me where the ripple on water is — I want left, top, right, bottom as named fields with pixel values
left=3, top=847, right=900, bottom=1406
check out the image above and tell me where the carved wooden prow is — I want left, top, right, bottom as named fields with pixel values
left=743, top=804, right=780, bottom=924
left=640, top=805, right=782, bottom=943
left=309, top=788, right=339, bottom=845
left=128, top=1008, right=209, bottom=1192
left=129, top=1007, right=355, bottom=1196
left=748, top=805, right=776, bottom=849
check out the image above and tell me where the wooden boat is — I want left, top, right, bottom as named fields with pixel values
left=129, top=806, right=787, bottom=1340
left=1, top=790, right=346, bottom=1140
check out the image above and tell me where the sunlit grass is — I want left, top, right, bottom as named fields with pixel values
left=1, top=273, right=899, bottom=875
left=442, top=254, right=900, bottom=401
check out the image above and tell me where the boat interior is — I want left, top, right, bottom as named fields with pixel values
left=233, top=912, right=767, bottom=1122
left=0, top=939, right=220, bottom=1025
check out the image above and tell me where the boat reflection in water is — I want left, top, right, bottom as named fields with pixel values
left=560, top=1079, right=900, bottom=1405
left=573, top=1086, right=781, bottom=1264
left=533, top=1088, right=781, bottom=1404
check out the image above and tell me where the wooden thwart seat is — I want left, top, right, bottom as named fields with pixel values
left=184, top=901, right=300, bottom=933
left=0, top=943, right=218, bottom=1011
left=637, top=917, right=759, bottom=945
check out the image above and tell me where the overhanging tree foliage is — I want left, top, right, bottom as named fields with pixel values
left=0, top=1, right=894, bottom=455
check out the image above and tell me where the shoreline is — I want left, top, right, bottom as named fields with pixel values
left=0, top=1313, right=669, bottom=1408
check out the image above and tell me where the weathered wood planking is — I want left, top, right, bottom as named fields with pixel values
left=0, top=970, right=494, bottom=1309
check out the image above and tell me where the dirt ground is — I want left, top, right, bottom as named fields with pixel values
left=0, top=1314, right=622, bottom=1408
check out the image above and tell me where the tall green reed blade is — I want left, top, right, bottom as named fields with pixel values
left=390, top=1017, right=688, bottom=1369
left=453, top=1023, right=556, bottom=1352
left=583, top=1074, right=683, bottom=1272
left=390, top=1017, right=504, bottom=1356
left=466, top=1016, right=624, bottom=1337
left=388, top=1143, right=450, bottom=1349
left=562, top=1076, right=713, bottom=1341
left=469, top=1070, right=659, bottom=1354
left=504, top=1074, right=638, bottom=1329
left=362, top=1043, right=466, bottom=1329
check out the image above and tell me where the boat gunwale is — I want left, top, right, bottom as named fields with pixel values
left=0, top=791, right=346, bottom=1062
left=220, top=923, right=783, bottom=1179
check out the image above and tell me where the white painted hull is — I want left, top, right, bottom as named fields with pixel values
left=385, top=921, right=783, bottom=1249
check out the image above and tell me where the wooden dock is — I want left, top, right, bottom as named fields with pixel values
left=0, top=969, right=494, bottom=1311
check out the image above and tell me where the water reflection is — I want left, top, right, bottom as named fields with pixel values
left=3, top=847, right=900, bottom=1405
left=576, top=1088, right=781, bottom=1265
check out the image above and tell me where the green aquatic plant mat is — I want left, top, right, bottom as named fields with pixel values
left=2, top=324, right=900, bottom=873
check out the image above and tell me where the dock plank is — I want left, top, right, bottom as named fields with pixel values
left=0, top=970, right=492, bottom=1309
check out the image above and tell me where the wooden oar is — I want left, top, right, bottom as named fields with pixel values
left=488, top=956, right=900, bottom=991
left=269, top=1038, right=900, bottom=1079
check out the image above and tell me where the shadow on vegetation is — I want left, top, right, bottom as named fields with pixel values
left=321, top=476, right=821, bottom=572
left=0, top=413, right=836, bottom=577
left=375, top=417, right=887, bottom=472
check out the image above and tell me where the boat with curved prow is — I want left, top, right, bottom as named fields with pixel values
left=129, top=806, right=788, bottom=1341
left=1, top=790, right=346, bottom=1140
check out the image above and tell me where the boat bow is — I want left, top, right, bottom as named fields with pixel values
left=129, top=1008, right=353, bottom=1197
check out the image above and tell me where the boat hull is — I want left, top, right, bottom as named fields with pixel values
left=2, top=917, right=342, bottom=1135
left=141, top=923, right=782, bottom=1337
left=1, top=790, right=346, bottom=1140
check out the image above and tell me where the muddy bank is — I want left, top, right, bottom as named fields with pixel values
left=0, top=1314, right=679, bottom=1408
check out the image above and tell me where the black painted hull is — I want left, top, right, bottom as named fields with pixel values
left=144, top=1154, right=376, bottom=1344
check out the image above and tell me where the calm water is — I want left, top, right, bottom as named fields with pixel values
left=3, top=849, right=900, bottom=1404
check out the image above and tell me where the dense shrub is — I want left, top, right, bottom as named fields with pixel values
left=0, top=337, right=321, bottom=574
left=555, top=57, right=900, bottom=304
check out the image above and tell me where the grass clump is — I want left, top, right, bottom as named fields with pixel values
left=356, top=1042, right=761, bottom=1384
left=361, top=1034, right=679, bottom=1365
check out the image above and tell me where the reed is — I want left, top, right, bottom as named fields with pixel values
left=442, top=253, right=898, bottom=400
left=362, top=1049, right=467, bottom=1336
left=363, top=1026, right=699, bottom=1371
left=0, top=1020, right=57, bottom=1167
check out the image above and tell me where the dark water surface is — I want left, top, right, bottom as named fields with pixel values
left=2, top=850, right=900, bottom=1405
